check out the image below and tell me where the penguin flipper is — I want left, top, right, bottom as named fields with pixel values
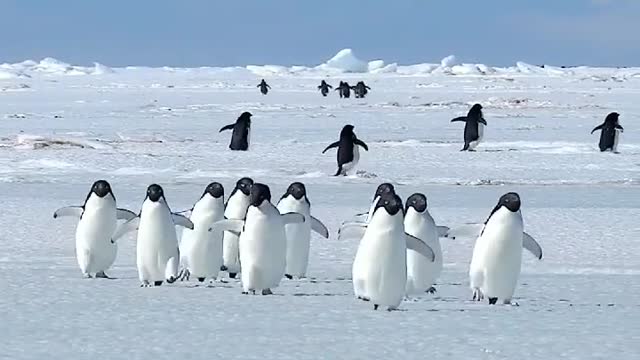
left=310, top=216, right=329, bottom=238
left=281, top=213, right=305, bottom=225
left=451, top=116, right=467, bottom=123
left=219, top=124, right=235, bottom=132
left=616, top=124, right=624, bottom=132
left=523, top=232, right=543, bottom=260
left=479, top=117, right=488, bottom=125
left=53, top=206, right=83, bottom=219
left=354, top=139, right=369, bottom=151
left=322, top=141, right=340, bottom=154
left=591, top=124, right=604, bottom=134
left=405, top=233, right=435, bottom=262
left=116, top=208, right=137, bottom=221
left=445, top=223, right=484, bottom=240
left=112, top=217, right=140, bottom=241
left=338, top=221, right=367, bottom=240
left=172, top=213, right=194, bottom=230
left=209, top=219, right=244, bottom=235
left=436, top=225, right=450, bottom=237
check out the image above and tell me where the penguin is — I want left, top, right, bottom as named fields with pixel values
left=276, top=182, right=329, bottom=279
left=318, top=80, right=333, bottom=97
left=591, top=112, right=624, bottom=153
left=210, top=183, right=305, bottom=295
left=219, top=112, right=252, bottom=151
left=404, top=193, right=442, bottom=295
left=112, top=184, right=194, bottom=287
left=322, top=124, right=369, bottom=176
left=468, top=192, right=543, bottom=305
left=341, top=82, right=352, bottom=98
left=179, top=182, right=225, bottom=283
left=221, top=177, right=254, bottom=279
left=257, top=79, right=270, bottom=95
left=450, top=103, right=487, bottom=151
left=353, top=81, right=371, bottom=99
left=53, top=180, right=136, bottom=278
left=339, top=193, right=435, bottom=310
left=335, top=81, right=345, bottom=98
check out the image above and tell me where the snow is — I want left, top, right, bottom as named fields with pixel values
left=322, top=48, right=369, bottom=73
left=1, top=55, right=640, bottom=359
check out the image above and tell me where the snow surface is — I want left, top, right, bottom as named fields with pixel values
left=2, top=54, right=640, bottom=359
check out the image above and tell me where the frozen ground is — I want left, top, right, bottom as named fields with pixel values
left=1, top=54, right=640, bottom=359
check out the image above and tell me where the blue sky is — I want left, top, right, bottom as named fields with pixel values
left=0, top=0, right=638, bottom=67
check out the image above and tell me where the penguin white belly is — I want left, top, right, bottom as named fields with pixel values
left=469, top=210, right=523, bottom=301
left=137, top=204, right=179, bottom=282
left=352, top=237, right=371, bottom=299
left=277, top=198, right=312, bottom=278
left=613, top=129, right=620, bottom=153
left=404, top=212, right=442, bottom=295
left=468, top=123, right=484, bottom=150
left=360, top=227, right=407, bottom=309
left=222, top=194, right=250, bottom=274
left=182, top=212, right=223, bottom=279
left=75, top=208, right=118, bottom=275
left=342, top=145, right=360, bottom=174
left=239, top=207, right=286, bottom=292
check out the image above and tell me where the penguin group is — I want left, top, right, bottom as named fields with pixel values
left=54, top=178, right=328, bottom=294
left=253, top=78, right=372, bottom=99
left=54, top=178, right=543, bottom=310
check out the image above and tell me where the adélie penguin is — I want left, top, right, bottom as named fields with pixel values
left=340, top=193, right=436, bottom=311
left=210, top=183, right=305, bottom=295
left=53, top=180, right=136, bottom=278
left=179, top=182, right=225, bottom=283
left=404, top=193, right=443, bottom=295
left=276, top=182, right=329, bottom=279
left=451, top=103, right=487, bottom=151
left=591, top=112, right=624, bottom=153
left=322, top=124, right=369, bottom=176
left=459, top=192, right=543, bottom=305
left=219, top=112, right=252, bottom=151
left=112, top=184, right=194, bottom=287
left=221, top=177, right=254, bottom=279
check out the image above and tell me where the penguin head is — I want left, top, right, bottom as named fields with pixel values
left=204, top=182, right=224, bottom=199
left=498, top=192, right=521, bottom=212
left=373, top=183, right=395, bottom=201
left=235, top=177, right=254, bottom=196
left=375, top=193, right=404, bottom=216
left=468, top=103, right=483, bottom=118
left=146, top=184, right=165, bottom=203
left=250, top=183, right=271, bottom=207
left=605, top=112, right=619, bottom=124
left=340, top=124, right=355, bottom=138
left=283, top=182, right=307, bottom=200
left=238, top=112, right=252, bottom=123
left=91, top=180, right=113, bottom=198
left=405, top=193, right=427, bottom=213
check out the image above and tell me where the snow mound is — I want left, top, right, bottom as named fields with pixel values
left=0, top=58, right=114, bottom=77
left=322, top=49, right=368, bottom=73
left=440, top=55, right=460, bottom=68
left=14, top=134, right=110, bottom=150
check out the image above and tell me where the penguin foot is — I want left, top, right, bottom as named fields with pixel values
left=373, top=304, right=379, bottom=311
left=197, top=277, right=205, bottom=283
left=166, top=276, right=177, bottom=284
left=140, top=281, right=151, bottom=287
left=284, top=274, right=293, bottom=280
left=472, top=288, right=484, bottom=301
left=261, top=289, right=273, bottom=296
left=242, top=291, right=249, bottom=295
left=426, top=286, right=437, bottom=294
left=83, top=273, right=93, bottom=279
left=229, top=272, right=237, bottom=279
left=220, top=265, right=228, bottom=271
left=251, top=290, right=256, bottom=295
left=95, top=271, right=109, bottom=279
left=154, top=281, right=163, bottom=287
left=488, top=297, right=498, bottom=305
left=219, top=279, right=229, bottom=284
left=503, top=299, right=519, bottom=306
left=180, top=269, right=191, bottom=281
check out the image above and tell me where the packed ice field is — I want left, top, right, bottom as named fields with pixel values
left=2, top=50, right=640, bottom=359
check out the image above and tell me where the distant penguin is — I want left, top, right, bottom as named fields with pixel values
left=219, top=111, right=252, bottom=151
left=222, top=177, right=254, bottom=279
left=591, top=112, right=624, bottom=153
left=257, top=79, right=270, bottom=95
left=318, top=80, right=333, bottom=97
left=276, top=182, right=329, bottom=279
left=53, top=180, right=136, bottom=278
left=404, top=193, right=442, bottom=295
left=451, top=103, right=487, bottom=151
left=112, top=184, right=194, bottom=287
left=179, top=182, right=225, bottom=283
left=211, top=183, right=305, bottom=295
left=468, top=192, right=543, bottom=305
left=353, top=81, right=371, bottom=99
left=340, top=193, right=435, bottom=310
left=322, top=124, right=369, bottom=176
left=341, top=82, right=352, bottom=98
left=336, top=81, right=345, bottom=98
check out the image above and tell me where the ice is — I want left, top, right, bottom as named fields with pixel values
left=1, top=55, right=639, bottom=359
left=322, top=48, right=369, bottom=73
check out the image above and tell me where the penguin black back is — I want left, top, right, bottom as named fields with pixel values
left=592, top=112, right=623, bottom=152
left=219, top=112, right=252, bottom=151
left=322, top=124, right=369, bottom=176
left=451, top=103, right=487, bottom=151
